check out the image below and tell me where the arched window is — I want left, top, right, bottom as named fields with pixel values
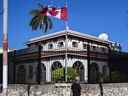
left=52, top=61, right=62, bottom=70
left=41, top=64, right=46, bottom=82
left=72, top=41, right=78, bottom=48
left=103, top=65, right=109, bottom=82
left=17, top=65, right=26, bottom=83
left=101, top=47, right=106, bottom=52
left=58, top=41, right=64, bottom=48
left=73, top=61, right=84, bottom=81
left=92, top=46, right=96, bottom=50
left=83, top=43, right=87, bottom=49
left=51, top=61, right=63, bottom=81
left=28, top=65, right=33, bottom=79
left=48, top=43, right=53, bottom=49
left=89, top=62, right=99, bottom=83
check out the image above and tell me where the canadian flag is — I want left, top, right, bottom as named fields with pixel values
left=42, top=7, right=68, bottom=20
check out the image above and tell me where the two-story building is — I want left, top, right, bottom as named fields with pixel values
left=13, top=29, right=120, bottom=84
left=0, top=30, right=122, bottom=84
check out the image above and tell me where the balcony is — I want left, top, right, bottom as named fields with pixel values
left=15, top=47, right=108, bottom=62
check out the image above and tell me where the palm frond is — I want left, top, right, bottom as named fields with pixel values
left=29, top=4, right=53, bottom=32
left=47, top=17, right=53, bottom=29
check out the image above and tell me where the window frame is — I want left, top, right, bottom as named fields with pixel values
left=72, top=41, right=78, bottom=48
left=48, top=43, right=53, bottom=49
left=57, top=41, right=64, bottom=48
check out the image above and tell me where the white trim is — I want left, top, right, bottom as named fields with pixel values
left=27, top=30, right=112, bottom=45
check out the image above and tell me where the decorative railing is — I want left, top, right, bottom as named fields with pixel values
left=15, top=48, right=108, bottom=61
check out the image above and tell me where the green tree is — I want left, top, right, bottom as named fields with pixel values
left=29, top=4, right=53, bottom=84
left=29, top=4, right=53, bottom=32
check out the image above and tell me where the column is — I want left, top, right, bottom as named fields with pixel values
left=84, top=60, right=88, bottom=82
left=46, top=60, right=51, bottom=82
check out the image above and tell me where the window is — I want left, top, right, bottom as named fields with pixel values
left=58, top=42, right=64, bottom=48
left=72, top=42, right=78, bottom=48
left=102, top=47, right=106, bottom=52
left=92, top=46, right=96, bottom=50
left=83, top=44, right=87, bottom=49
left=41, top=45, right=43, bottom=51
left=17, top=65, right=26, bottom=83
left=48, top=43, right=53, bottom=49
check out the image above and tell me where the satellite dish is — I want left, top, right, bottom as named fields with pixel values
left=98, top=33, right=109, bottom=41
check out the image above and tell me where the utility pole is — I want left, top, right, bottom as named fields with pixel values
left=2, top=0, right=8, bottom=95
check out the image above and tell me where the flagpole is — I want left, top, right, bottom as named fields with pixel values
left=65, top=0, right=69, bottom=30
left=64, top=0, right=69, bottom=82
left=2, top=0, right=8, bottom=95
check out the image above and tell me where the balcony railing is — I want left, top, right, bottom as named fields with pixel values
left=15, top=47, right=108, bottom=62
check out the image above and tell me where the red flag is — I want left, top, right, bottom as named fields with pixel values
left=60, top=7, right=68, bottom=20
left=49, top=7, right=58, bottom=16
left=42, top=6, right=68, bottom=21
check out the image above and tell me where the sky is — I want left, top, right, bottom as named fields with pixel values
left=0, top=0, right=128, bottom=51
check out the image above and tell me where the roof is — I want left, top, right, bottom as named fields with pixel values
left=27, top=29, right=112, bottom=45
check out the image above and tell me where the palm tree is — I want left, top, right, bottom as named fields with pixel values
left=29, top=4, right=53, bottom=32
left=29, top=4, right=53, bottom=84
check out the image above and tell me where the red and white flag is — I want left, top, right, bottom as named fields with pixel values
left=41, top=7, right=68, bottom=20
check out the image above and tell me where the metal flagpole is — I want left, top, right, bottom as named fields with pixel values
left=65, top=29, right=68, bottom=82
left=2, top=0, right=8, bottom=95
left=64, top=0, right=69, bottom=82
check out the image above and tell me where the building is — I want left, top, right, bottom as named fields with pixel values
left=0, top=48, right=15, bottom=84
left=110, top=51, right=128, bottom=82
left=0, top=30, right=123, bottom=84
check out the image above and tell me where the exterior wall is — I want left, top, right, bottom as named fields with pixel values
left=15, top=55, right=108, bottom=83
left=28, top=36, right=109, bottom=52
left=2, top=83, right=128, bottom=96
left=8, top=57, right=15, bottom=84
left=15, top=61, right=37, bottom=83
left=41, top=38, right=65, bottom=51
left=28, top=37, right=108, bottom=53
left=68, top=38, right=86, bottom=50
left=90, top=60, right=109, bottom=76
left=89, top=43, right=109, bottom=53
left=14, top=34, right=110, bottom=84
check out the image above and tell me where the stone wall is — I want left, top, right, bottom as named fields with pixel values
left=0, top=83, right=128, bottom=96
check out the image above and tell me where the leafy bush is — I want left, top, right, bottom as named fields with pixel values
left=52, top=67, right=78, bottom=82
left=111, top=71, right=121, bottom=82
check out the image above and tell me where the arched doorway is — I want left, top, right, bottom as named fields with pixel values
left=73, top=61, right=84, bottom=81
left=89, top=62, right=99, bottom=83
left=51, top=61, right=63, bottom=81
left=28, top=65, right=34, bottom=80
left=102, top=65, right=109, bottom=82
left=17, top=65, right=26, bottom=83
left=41, top=63, right=46, bottom=82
